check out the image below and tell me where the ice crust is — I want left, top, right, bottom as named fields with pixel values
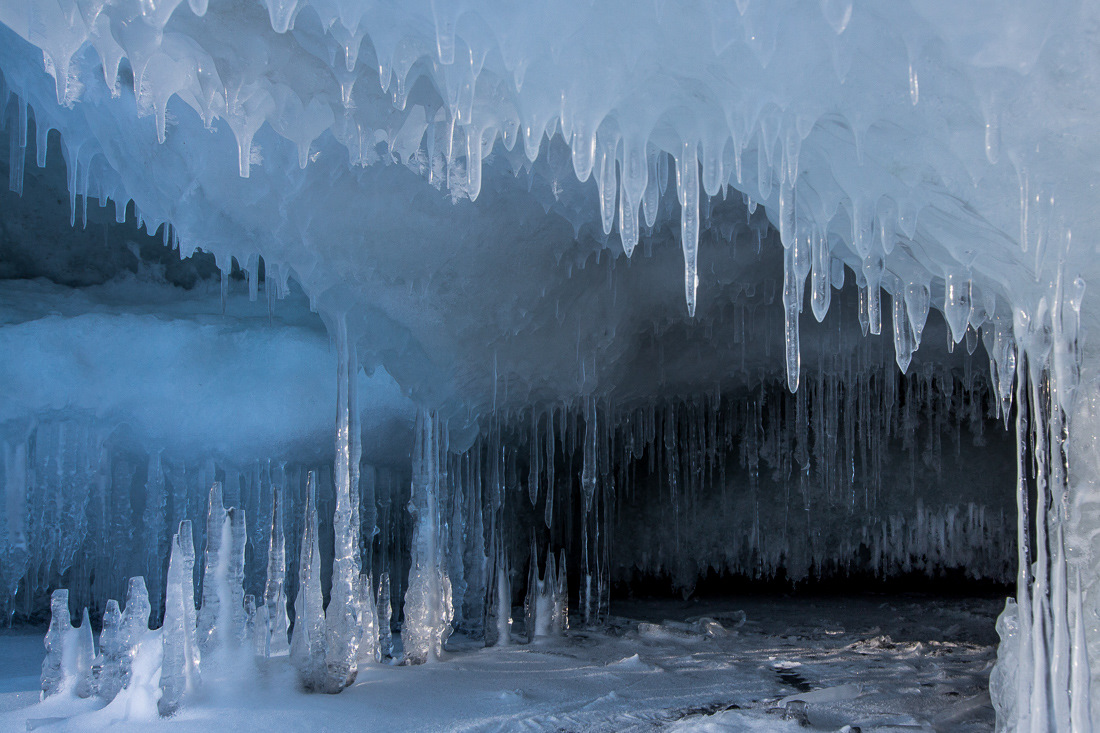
left=0, top=0, right=1097, bottom=729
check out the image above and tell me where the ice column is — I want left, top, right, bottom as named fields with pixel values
left=325, top=314, right=361, bottom=690
left=402, top=410, right=454, bottom=664
left=197, top=482, right=226, bottom=654
left=291, top=471, right=326, bottom=689
left=160, top=520, right=199, bottom=716
left=264, top=487, right=289, bottom=657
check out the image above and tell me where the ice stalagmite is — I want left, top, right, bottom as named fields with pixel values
left=41, top=589, right=70, bottom=699
left=160, top=520, right=199, bottom=716
left=264, top=487, right=289, bottom=657
left=227, top=508, right=248, bottom=647
left=357, top=573, right=379, bottom=666
left=484, top=541, right=511, bottom=648
left=377, top=573, right=393, bottom=661
left=402, top=409, right=453, bottom=664
left=524, top=541, right=555, bottom=641
left=120, top=577, right=151, bottom=691
left=74, top=608, right=94, bottom=698
left=197, top=482, right=226, bottom=654
left=93, top=599, right=124, bottom=701
left=325, top=314, right=361, bottom=690
left=291, top=471, right=326, bottom=689
left=552, top=549, right=568, bottom=634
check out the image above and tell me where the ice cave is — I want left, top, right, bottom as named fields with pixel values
left=0, top=0, right=1095, bottom=731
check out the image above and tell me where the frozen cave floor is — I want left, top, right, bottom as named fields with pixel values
left=0, top=593, right=1000, bottom=732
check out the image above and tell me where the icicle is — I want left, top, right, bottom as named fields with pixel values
left=1070, top=568, right=1092, bottom=731
left=142, top=453, right=166, bottom=621
left=810, top=227, right=831, bottom=322
left=677, top=141, right=700, bottom=317
left=944, top=269, right=972, bottom=343
left=642, top=146, right=660, bottom=228
left=783, top=243, right=800, bottom=392
left=528, top=410, right=540, bottom=507
left=893, top=292, right=914, bottom=373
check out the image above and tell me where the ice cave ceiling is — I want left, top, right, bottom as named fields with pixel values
left=0, top=0, right=1096, bottom=454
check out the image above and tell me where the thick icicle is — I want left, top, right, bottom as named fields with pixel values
left=783, top=243, right=801, bottom=393
left=677, top=142, right=700, bottom=317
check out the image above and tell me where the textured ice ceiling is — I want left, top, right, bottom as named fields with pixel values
left=0, top=0, right=1096, bottom=450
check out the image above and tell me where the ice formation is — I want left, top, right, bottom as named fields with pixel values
left=0, top=0, right=1094, bottom=729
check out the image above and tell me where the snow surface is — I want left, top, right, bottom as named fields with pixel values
left=0, top=595, right=1000, bottom=732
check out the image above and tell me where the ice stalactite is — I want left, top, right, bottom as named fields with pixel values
left=290, top=471, right=326, bottom=689
left=264, top=485, right=289, bottom=658
left=142, top=452, right=166, bottom=623
left=402, top=409, right=454, bottom=664
left=325, top=313, right=361, bottom=690
left=160, top=519, right=199, bottom=716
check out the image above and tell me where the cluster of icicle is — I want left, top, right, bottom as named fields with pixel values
left=987, top=278, right=1094, bottom=731
left=0, top=0, right=1044, bottom=336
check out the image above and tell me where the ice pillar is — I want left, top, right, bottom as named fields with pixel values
left=402, top=409, right=453, bottom=664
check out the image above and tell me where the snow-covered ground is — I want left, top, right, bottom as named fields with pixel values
left=0, top=594, right=1000, bottom=732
